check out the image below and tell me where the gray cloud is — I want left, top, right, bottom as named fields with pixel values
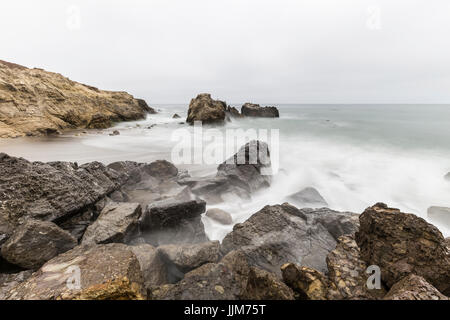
left=1, top=0, right=450, bottom=104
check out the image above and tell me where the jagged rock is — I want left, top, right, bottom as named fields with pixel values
left=286, top=187, right=328, bottom=208
left=241, top=103, right=279, bottom=118
left=383, top=274, right=449, bottom=300
left=131, top=244, right=168, bottom=289
left=326, top=235, right=386, bottom=300
left=217, top=140, right=272, bottom=194
left=206, top=208, right=233, bottom=225
left=172, top=114, right=181, bottom=119
left=4, top=243, right=146, bottom=300
left=226, top=106, right=243, bottom=118
left=427, top=206, right=450, bottom=229
left=356, top=203, right=450, bottom=295
left=0, top=60, right=154, bottom=138
left=241, top=267, right=295, bottom=300
left=0, top=270, right=33, bottom=300
left=158, top=241, right=221, bottom=283
left=302, top=207, right=359, bottom=241
left=81, top=202, right=142, bottom=245
left=1, top=219, right=77, bottom=270
left=0, top=154, right=126, bottom=239
left=281, top=263, right=341, bottom=300
left=221, top=203, right=338, bottom=276
left=150, top=250, right=290, bottom=300
left=186, top=93, right=227, bottom=124
left=140, top=199, right=208, bottom=246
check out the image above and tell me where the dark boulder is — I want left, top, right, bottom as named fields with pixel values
left=139, top=199, right=208, bottom=246
left=356, top=203, right=450, bottom=294
left=286, top=187, right=328, bottom=208
left=81, top=202, right=142, bottom=245
left=1, top=219, right=77, bottom=270
left=241, top=103, right=279, bottom=118
left=186, top=93, right=227, bottom=124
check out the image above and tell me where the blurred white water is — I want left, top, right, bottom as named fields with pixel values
left=1, top=104, right=449, bottom=239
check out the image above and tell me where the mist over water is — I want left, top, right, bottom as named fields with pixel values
left=1, top=104, right=449, bottom=239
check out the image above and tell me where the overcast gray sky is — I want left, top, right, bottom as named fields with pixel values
left=1, top=0, right=450, bottom=104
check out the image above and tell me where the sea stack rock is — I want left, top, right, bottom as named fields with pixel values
left=0, top=60, right=155, bottom=138
left=186, top=93, right=227, bottom=124
left=241, top=103, right=279, bottom=118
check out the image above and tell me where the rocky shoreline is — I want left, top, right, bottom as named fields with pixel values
left=0, top=143, right=449, bottom=300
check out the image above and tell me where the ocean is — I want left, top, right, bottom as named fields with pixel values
left=1, top=104, right=449, bottom=239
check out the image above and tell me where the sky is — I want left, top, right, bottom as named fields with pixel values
left=1, top=0, right=450, bottom=104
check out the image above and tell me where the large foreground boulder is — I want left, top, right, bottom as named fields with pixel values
left=1, top=220, right=77, bottom=269
left=241, top=103, right=279, bottom=118
left=356, top=203, right=450, bottom=295
left=221, top=203, right=347, bottom=276
left=5, top=243, right=146, bottom=300
left=81, top=202, right=142, bottom=245
left=139, top=199, right=208, bottom=246
left=383, top=274, right=448, bottom=300
left=0, top=60, right=154, bottom=138
left=186, top=94, right=226, bottom=124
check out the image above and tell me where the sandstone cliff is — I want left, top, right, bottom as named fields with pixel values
left=0, top=60, right=155, bottom=138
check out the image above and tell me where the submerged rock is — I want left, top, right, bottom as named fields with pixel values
left=4, top=243, right=146, bottom=300
left=186, top=93, right=227, bottom=124
left=241, top=103, right=279, bottom=118
left=286, top=187, right=328, bottom=208
left=205, top=208, right=233, bottom=225
left=109, top=130, right=120, bottom=136
left=383, top=274, right=448, bottom=300
left=1, top=219, right=77, bottom=270
left=0, top=60, right=154, bottom=138
left=427, top=206, right=450, bottom=229
left=356, top=203, right=450, bottom=295
left=172, top=113, right=181, bottom=119
left=81, top=202, right=142, bottom=245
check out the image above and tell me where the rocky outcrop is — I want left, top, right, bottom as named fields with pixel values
left=1, top=219, right=77, bottom=269
left=356, top=203, right=450, bottom=295
left=303, top=208, right=359, bottom=241
left=383, top=274, right=448, bottom=300
left=221, top=203, right=356, bottom=276
left=226, top=106, right=243, bottom=118
left=4, top=243, right=146, bottom=300
left=205, top=208, right=233, bottom=225
left=186, top=94, right=227, bottom=124
left=157, top=241, right=221, bottom=282
left=0, top=154, right=126, bottom=239
left=81, top=202, right=142, bottom=245
left=139, top=199, right=208, bottom=246
left=427, top=206, right=450, bottom=229
left=286, top=187, right=328, bottom=208
left=217, top=140, right=272, bottom=193
left=0, top=60, right=154, bottom=138
left=241, top=103, right=279, bottom=118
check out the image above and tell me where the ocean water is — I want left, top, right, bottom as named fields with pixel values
left=1, top=104, right=449, bottom=239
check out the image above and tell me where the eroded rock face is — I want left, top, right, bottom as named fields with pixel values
left=157, top=241, right=221, bottom=282
left=1, top=219, right=77, bottom=270
left=186, top=94, right=227, bottom=124
left=383, top=274, right=449, bottom=300
left=281, top=263, right=341, bottom=300
left=326, top=235, right=386, bottom=300
left=217, top=140, right=272, bottom=194
left=286, top=187, right=328, bottom=208
left=241, top=103, right=279, bottom=118
left=139, top=199, right=208, bottom=246
left=0, top=154, right=126, bottom=238
left=4, top=243, right=146, bottom=300
left=221, top=203, right=338, bottom=276
left=81, top=202, right=142, bottom=245
left=226, top=106, right=242, bottom=118
left=356, top=203, right=450, bottom=294
left=0, top=60, right=154, bottom=138
left=241, top=267, right=295, bottom=300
